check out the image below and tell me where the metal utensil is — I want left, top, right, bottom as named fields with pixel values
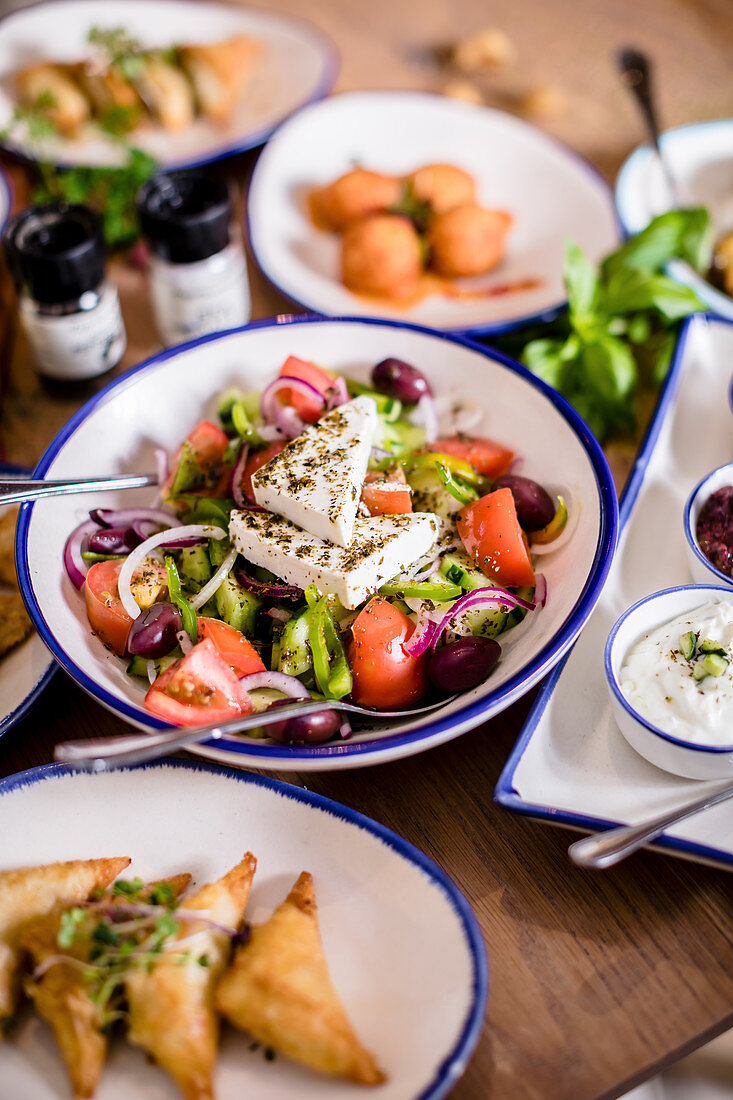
left=54, top=694, right=458, bottom=771
left=616, top=46, right=678, bottom=205
left=568, top=780, right=733, bottom=869
left=0, top=472, right=158, bottom=507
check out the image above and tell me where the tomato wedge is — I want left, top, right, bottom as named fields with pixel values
left=163, top=420, right=230, bottom=498
left=198, top=618, right=266, bottom=677
left=241, top=441, right=286, bottom=502
left=85, top=560, right=134, bottom=656
left=144, top=638, right=254, bottom=727
left=361, top=469, right=412, bottom=516
left=435, top=435, right=514, bottom=478
left=348, top=598, right=428, bottom=709
left=457, top=487, right=535, bottom=587
left=278, top=356, right=337, bottom=422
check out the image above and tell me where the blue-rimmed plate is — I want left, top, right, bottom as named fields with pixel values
left=0, top=0, right=338, bottom=170
left=248, top=91, right=619, bottom=335
left=0, top=463, right=55, bottom=741
left=17, top=316, right=617, bottom=771
left=0, top=758, right=487, bottom=1099
left=615, top=119, right=733, bottom=320
left=495, top=314, right=733, bottom=870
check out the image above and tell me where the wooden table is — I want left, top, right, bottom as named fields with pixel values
left=1, top=1, right=733, bottom=1098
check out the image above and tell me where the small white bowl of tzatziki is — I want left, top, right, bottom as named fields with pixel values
left=606, top=585, right=733, bottom=779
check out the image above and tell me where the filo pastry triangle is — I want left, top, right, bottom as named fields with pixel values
left=126, top=853, right=256, bottom=1100
left=216, top=871, right=385, bottom=1085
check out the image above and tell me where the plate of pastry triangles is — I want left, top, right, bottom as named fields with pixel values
left=0, top=759, right=486, bottom=1100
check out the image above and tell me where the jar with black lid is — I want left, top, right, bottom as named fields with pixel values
left=3, top=203, right=126, bottom=381
left=137, top=171, right=250, bottom=348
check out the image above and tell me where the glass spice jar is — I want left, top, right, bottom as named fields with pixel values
left=137, top=171, right=250, bottom=348
left=3, top=203, right=126, bottom=382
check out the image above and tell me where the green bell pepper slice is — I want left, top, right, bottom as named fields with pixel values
left=165, top=556, right=198, bottom=645
left=304, top=585, right=353, bottom=700
left=380, top=574, right=462, bottom=601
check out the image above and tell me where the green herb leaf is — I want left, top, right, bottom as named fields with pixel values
left=602, top=208, right=713, bottom=279
left=564, top=239, right=600, bottom=329
left=111, top=878, right=144, bottom=899
left=58, top=907, right=87, bottom=948
left=602, top=268, right=706, bottom=321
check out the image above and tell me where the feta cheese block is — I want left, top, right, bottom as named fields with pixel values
left=251, top=396, right=378, bottom=548
left=229, top=509, right=441, bottom=609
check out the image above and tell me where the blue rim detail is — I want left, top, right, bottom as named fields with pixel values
left=0, top=756, right=488, bottom=1100
left=0, top=462, right=55, bottom=742
left=682, top=461, right=733, bottom=588
left=495, top=314, right=733, bottom=870
left=0, top=0, right=340, bottom=172
left=16, top=314, right=618, bottom=763
left=246, top=90, right=619, bottom=337
left=605, top=583, right=733, bottom=754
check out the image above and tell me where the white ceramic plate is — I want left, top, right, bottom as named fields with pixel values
left=497, top=315, right=733, bottom=869
left=0, top=0, right=338, bottom=169
left=247, top=91, right=619, bottom=335
left=0, top=758, right=487, bottom=1100
left=17, top=316, right=617, bottom=771
left=0, top=465, right=55, bottom=742
left=615, top=119, right=733, bottom=320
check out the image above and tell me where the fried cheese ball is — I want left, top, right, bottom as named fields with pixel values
left=407, top=164, right=476, bottom=214
left=428, top=204, right=512, bottom=277
left=311, top=169, right=402, bottom=231
left=342, top=214, right=422, bottom=298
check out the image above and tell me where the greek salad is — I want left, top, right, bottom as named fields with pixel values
left=64, top=354, right=568, bottom=742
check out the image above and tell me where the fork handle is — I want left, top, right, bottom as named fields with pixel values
left=0, top=473, right=158, bottom=507
left=54, top=698, right=348, bottom=771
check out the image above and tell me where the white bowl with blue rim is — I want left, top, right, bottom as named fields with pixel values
left=0, top=0, right=338, bottom=170
left=605, top=584, right=733, bottom=780
left=0, top=757, right=487, bottom=1099
left=17, top=315, right=618, bottom=772
left=248, top=90, right=619, bottom=335
left=683, top=461, right=733, bottom=586
left=615, top=119, right=733, bottom=318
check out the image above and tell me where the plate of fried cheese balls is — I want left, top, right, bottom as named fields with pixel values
left=248, top=90, right=619, bottom=334
left=0, top=759, right=486, bottom=1100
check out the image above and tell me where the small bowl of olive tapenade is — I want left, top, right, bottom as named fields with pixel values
left=684, top=462, right=733, bottom=585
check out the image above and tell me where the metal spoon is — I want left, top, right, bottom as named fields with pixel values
left=616, top=46, right=678, bottom=205
left=54, top=694, right=458, bottom=771
left=0, top=472, right=158, bottom=507
left=568, top=780, right=733, bottom=869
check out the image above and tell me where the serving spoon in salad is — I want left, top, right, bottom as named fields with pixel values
left=0, top=472, right=159, bottom=507
left=53, top=694, right=459, bottom=771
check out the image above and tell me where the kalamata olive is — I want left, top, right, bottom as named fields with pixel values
left=127, top=602, right=183, bottom=659
left=87, top=525, right=143, bottom=555
left=495, top=474, right=555, bottom=532
left=265, top=699, right=342, bottom=745
left=429, top=637, right=501, bottom=694
left=371, top=357, right=432, bottom=404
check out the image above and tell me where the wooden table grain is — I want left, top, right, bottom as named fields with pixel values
left=0, top=1, right=732, bottom=1098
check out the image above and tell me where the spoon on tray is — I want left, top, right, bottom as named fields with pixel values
left=616, top=46, right=679, bottom=206
left=53, top=694, right=458, bottom=771
left=568, top=779, right=733, bottom=869
left=0, top=472, right=159, bottom=507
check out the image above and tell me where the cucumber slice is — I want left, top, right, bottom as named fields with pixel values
left=408, top=468, right=463, bottom=520
left=208, top=537, right=230, bottom=570
left=215, top=573, right=261, bottom=636
left=178, top=544, right=212, bottom=589
left=693, top=653, right=729, bottom=681
left=678, top=630, right=697, bottom=661
left=505, top=585, right=536, bottom=629
left=440, top=550, right=497, bottom=592
left=126, top=655, right=150, bottom=679
left=699, top=637, right=727, bottom=657
left=169, top=441, right=204, bottom=497
left=278, top=610, right=312, bottom=677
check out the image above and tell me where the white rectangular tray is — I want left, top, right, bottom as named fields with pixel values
left=496, top=314, right=733, bottom=869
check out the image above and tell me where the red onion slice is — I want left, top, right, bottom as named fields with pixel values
left=89, top=507, right=178, bottom=530
left=190, top=547, right=237, bottom=610
left=403, top=614, right=439, bottom=657
left=63, top=518, right=99, bottom=589
left=238, top=671, right=310, bottom=697
left=266, top=607, right=292, bottom=623
left=261, top=376, right=325, bottom=439
left=230, top=443, right=249, bottom=509
left=118, top=524, right=227, bottom=621
left=176, top=629, right=193, bottom=655
left=534, top=573, right=547, bottom=608
left=409, top=555, right=442, bottom=583
left=325, top=376, right=349, bottom=409
left=235, top=569, right=303, bottom=601
left=413, top=393, right=439, bottom=444
left=430, top=586, right=535, bottom=650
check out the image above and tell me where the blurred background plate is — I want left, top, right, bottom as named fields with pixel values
left=248, top=90, right=619, bottom=334
left=615, top=119, right=733, bottom=319
left=0, top=0, right=339, bottom=168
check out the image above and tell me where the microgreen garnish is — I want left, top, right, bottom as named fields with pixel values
left=111, top=877, right=144, bottom=899
left=87, top=26, right=147, bottom=82
left=57, top=907, right=87, bottom=948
